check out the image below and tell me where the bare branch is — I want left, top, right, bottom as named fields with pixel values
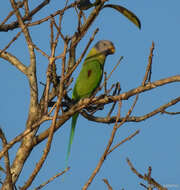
left=107, top=130, right=140, bottom=155
left=142, top=41, right=154, bottom=86
left=82, top=95, right=180, bottom=124
left=0, top=0, right=26, bottom=26
left=32, top=43, right=49, bottom=58
left=126, top=158, right=167, bottom=190
left=103, top=178, right=113, bottom=190
left=91, top=75, right=180, bottom=105
left=24, top=0, right=30, bottom=17
left=0, top=30, right=22, bottom=56
left=26, top=1, right=78, bottom=28
left=34, top=78, right=180, bottom=146
left=107, top=82, right=121, bottom=117
left=34, top=167, right=70, bottom=190
left=161, top=110, right=180, bottom=115
left=0, top=0, right=51, bottom=31
left=0, top=129, right=13, bottom=190
left=0, top=50, right=28, bottom=74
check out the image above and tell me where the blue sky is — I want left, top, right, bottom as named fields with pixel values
left=0, top=0, right=180, bottom=189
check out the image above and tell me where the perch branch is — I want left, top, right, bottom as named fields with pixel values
left=81, top=95, right=180, bottom=124
left=34, top=76, right=180, bottom=145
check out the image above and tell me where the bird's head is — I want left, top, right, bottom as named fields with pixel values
left=94, top=40, right=115, bottom=56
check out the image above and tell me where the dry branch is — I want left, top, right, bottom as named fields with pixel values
left=126, top=158, right=167, bottom=190
left=34, top=167, right=70, bottom=190
left=81, top=95, right=180, bottom=124
left=103, top=178, right=113, bottom=190
left=0, top=50, right=28, bottom=74
left=0, top=0, right=51, bottom=31
left=0, top=129, right=13, bottom=190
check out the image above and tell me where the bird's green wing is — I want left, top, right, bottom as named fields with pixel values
left=72, top=59, right=103, bottom=100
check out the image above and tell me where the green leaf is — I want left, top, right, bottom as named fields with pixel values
left=102, top=4, right=141, bottom=29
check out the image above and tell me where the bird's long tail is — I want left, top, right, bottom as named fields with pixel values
left=65, top=112, right=79, bottom=168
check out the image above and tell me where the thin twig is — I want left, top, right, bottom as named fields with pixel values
left=34, top=167, right=70, bottom=190
left=99, top=56, right=123, bottom=91
left=107, top=82, right=121, bottom=117
left=126, top=158, right=167, bottom=190
left=107, top=56, right=124, bottom=81
left=161, top=110, right=180, bottom=115
left=25, top=1, right=78, bottom=28
left=142, top=42, right=154, bottom=86
left=0, top=30, right=22, bottom=56
left=32, top=43, right=49, bottom=58
left=50, top=18, right=54, bottom=50
left=43, top=19, right=55, bottom=114
left=102, top=178, right=113, bottom=190
left=53, top=17, right=65, bottom=42
left=0, top=0, right=51, bottom=31
left=48, top=102, right=57, bottom=115
left=0, top=0, right=26, bottom=26
left=104, top=72, right=108, bottom=94
left=107, top=130, right=140, bottom=155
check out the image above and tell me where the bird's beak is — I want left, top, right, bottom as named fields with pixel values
left=111, top=47, right=115, bottom=54
left=109, top=46, right=115, bottom=54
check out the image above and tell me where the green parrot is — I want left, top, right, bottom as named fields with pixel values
left=66, top=40, right=115, bottom=166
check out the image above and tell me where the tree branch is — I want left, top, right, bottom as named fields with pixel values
left=0, top=50, right=28, bottom=74
left=81, top=95, right=180, bottom=124
left=0, top=129, right=13, bottom=190
left=126, top=158, right=167, bottom=190
left=0, top=0, right=51, bottom=32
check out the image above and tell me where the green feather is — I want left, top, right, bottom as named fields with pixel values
left=65, top=112, right=79, bottom=167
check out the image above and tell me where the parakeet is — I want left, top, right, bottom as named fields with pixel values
left=66, top=40, right=115, bottom=166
